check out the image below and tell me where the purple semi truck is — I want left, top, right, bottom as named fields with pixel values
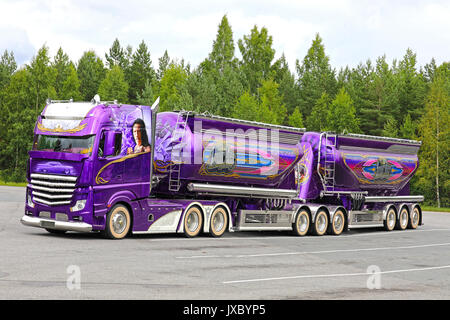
left=21, top=96, right=424, bottom=239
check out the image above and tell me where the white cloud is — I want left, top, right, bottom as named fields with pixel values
left=0, top=0, right=448, bottom=72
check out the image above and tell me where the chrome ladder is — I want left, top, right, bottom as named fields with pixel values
left=168, top=111, right=190, bottom=192
left=318, top=132, right=337, bottom=194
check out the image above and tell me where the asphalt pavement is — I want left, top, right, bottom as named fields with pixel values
left=1, top=186, right=449, bottom=300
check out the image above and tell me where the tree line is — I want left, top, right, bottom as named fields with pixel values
left=0, top=15, right=448, bottom=206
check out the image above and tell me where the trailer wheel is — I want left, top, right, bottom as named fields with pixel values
left=292, top=209, right=310, bottom=236
left=209, top=207, right=228, bottom=237
left=408, top=206, right=420, bottom=229
left=329, top=209, right=345, bottom=235
left=396, top=207, right=409, bottom=230
left=384, top=207, right=396, bottom=231
left=313, top=210, right=328, bottom=236
left=105, top=204, right=131, bottom=239
left=183, top=206, right=203, bottom=238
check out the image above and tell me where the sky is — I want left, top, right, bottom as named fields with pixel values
left=1, top=0, right=449, bottom=73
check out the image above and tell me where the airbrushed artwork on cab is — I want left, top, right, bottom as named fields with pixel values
left=343, top=153, right=418, bottom=185
left=199, top=139, right=299, bottom=180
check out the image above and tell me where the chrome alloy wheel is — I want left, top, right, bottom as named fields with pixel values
left=112, top=211, right=127, bottom=234
left=186, top=212, right=200, bottom=232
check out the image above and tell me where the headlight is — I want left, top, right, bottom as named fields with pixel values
left=27, top=193, right=35, bottom=208
left=70, top=200, right=86, bottom=212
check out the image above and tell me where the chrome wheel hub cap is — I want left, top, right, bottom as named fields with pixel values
left=112, top=212, right=127, bottom=234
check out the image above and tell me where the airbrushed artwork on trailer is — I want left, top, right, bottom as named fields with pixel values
left=342, top=152, right=418, bottom=185
left=199, top=139, right=299, bottom=180
left=151, top=112, right=301, bottom=183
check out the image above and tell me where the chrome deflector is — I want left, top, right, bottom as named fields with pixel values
left=21, top=215, right=92, bottom=232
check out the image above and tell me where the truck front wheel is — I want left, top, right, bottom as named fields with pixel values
left=104, top=204, right=131, bottom=239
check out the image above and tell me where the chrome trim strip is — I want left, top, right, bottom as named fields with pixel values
left=365, top=196, right=424, bottom=203
left=191, top=112, right=306, bottom=133
left=32, top=191, right=72, bottom=199
left=33, top=197, right=71, bottom=206
left=340, top=132, right=422, bottom=145
left=187, top=183, right=298, bottom=198
left=31, top=179, right=76, bottom=188
left=31, top=185, right=75, bottom=193
left=30, top=174, right=77, bottom=182
left=20, top=215, right=92, bottom=232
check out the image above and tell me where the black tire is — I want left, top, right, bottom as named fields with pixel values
left=408, top=206, right=420, bottom=229
left=384, top=207, right=396, bottom=231
left=312, top=210, right=328, bottom=236
left=396, top=207, right=409, bottom=230
left=104, top=204, right=131, bottom=239
left=183, top=206, right=203, bottom=238
left=329, top=209, right=345, bottom=235
left=292, top=209, right=310, bottom=236
left=209, top=207, right=228, bottom=237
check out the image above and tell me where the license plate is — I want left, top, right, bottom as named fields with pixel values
left=40, top=220, right=55, bottom=228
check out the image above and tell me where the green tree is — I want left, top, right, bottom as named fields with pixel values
left=288, top=108, right=304, bottom=128
left=157, top=50, right=171, bottom=81
left=105, top=38, right=129, bottom=70
left=128, top=40, right=155, bottom=104
left=158, top=63, right=189, bottom=112
left=238, top=25, right=275, bottom=94
left=0, top=50, right=17, bottom=89
left=136, top=79, right=154, bottom=106
left=52, top=47, right=72, bottom=98
left=382, top=117, right=398, bottom=138
left=257, top=79, right=287, bottom=125
left=306, top=92, right=331, bottom=131
left=399, top=114, right=416, bottom=139
left=395, top=48, right=427, bottom=122
left=272, top=53, right=298, bottom=116
left=185, top=69, right=218, bottom=114
left=0, top=69, right=34, bottom=181
left=327, top=88, right=359, bottom=133
left=60, top=64, right=81, bottom=101
left=296, top=33, right=337, bottom=118
left=27, top=45, right=56, bottom=117
left=416, top=68, right=449, bottom=207
left=232, top=91, right=259, bottom=121
left=206, top=15, right=237, bottom=75
left=98, top=65, right=129, bottom=102
left=77, top=51, right=106, bottom=101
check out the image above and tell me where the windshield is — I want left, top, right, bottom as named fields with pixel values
left=34, top=135, right=95, bottom=155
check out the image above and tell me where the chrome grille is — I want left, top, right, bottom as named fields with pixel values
left=30, top=173, right=77, bottom=206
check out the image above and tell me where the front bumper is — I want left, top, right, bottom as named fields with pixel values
left=21, top=215, right=93, bottom=232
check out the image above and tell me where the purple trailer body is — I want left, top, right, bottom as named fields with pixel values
left=21, top=97, right=424, bottom=239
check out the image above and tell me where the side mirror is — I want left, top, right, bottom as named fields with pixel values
left=103, top=131, right=117, bottom=157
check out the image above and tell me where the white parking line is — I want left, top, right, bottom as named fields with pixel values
left=143, top=228, right=450, bottom=242
left=222, top=265, right=450, bottom=284
left=176, top=242, right=450, bottom=259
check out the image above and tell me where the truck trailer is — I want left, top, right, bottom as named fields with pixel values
left=21, top=96, right=424, bottom=239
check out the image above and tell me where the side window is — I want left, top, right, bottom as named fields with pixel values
left=98, top=132, right=105, bottom=158
left=98, top=131, right=122, bottom=158
left=114, top=132, right=122, bottom=156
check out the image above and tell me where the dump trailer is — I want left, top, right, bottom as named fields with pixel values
left=21, top=97, right=424, bottom=239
